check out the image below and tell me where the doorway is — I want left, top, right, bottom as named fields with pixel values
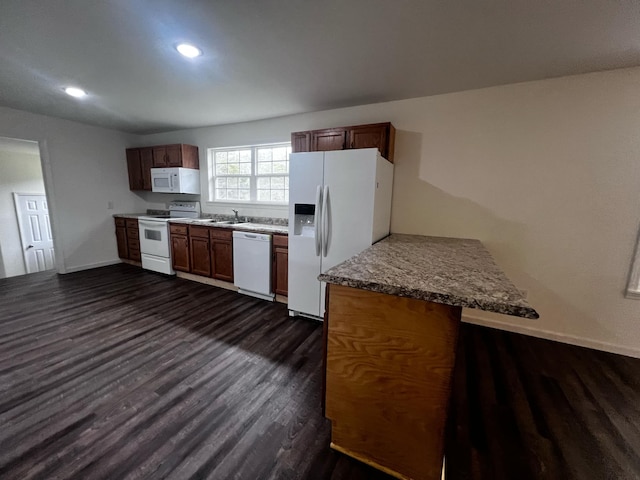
left=0, top=137, right=55, bottom=278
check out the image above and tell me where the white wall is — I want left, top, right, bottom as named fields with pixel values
left=0, top=106, right=145, bottom=273
left=141, top=67, right=640, bottom=357
left=0, top=150, right=46, bottom=277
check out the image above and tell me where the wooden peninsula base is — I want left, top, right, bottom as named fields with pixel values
left=324, top=284, right=461, bottom=480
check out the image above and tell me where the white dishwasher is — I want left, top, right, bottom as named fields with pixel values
left=232, top=231, right=274, bottom=301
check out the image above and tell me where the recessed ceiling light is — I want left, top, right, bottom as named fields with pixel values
left=176, top=43, right=202, bottom=58
left=64, top=87, right=87, bottom=98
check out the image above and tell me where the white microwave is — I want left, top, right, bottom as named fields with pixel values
left=150, top=167, right=200, bottom=194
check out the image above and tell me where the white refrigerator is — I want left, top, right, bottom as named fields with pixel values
left=288, top=148, right=394, bottom=319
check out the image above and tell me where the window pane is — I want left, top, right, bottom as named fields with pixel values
left=271, top=190, right=285, bottom=202
left=272, top=161, right=287, bottom=173
left=210, top=144, right=290, bottom=204
left=273, top=147, right=287, bottom=161
left=257, top=162, right=272, bottom=174
left=257, top=149, right=272, bottom=162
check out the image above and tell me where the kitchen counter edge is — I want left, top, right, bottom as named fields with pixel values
left=318, top=233, right=538, bottom=319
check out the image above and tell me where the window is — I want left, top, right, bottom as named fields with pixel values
left=208, top=143, right=291, bottom=204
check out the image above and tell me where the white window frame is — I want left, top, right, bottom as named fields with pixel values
left=207, top=142, right=291, bottom=206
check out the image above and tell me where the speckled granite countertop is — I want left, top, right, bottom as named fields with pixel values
left=318, top=234, right=538, bottom=319
left=169, top=218, right=288, bottom=235
left=112, top=213, right=151, bottom=219
left=113, top=213, right=288, bottom=235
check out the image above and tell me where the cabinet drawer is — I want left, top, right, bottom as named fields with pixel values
left=170, top=224, right=188, bottom=235
left=126, top=228, right=139, bottom=239
left=125, top=218, right=139, bottom=229
left=115, top=218, right=126, bottom=228
left=127, top=237, right=140, bottom=249
left=128, top=247, right=141, bottom=261
left=189, top=225, right=210, bottom=238
left=210, top=228, right=232, bottom=240
left=273, top=234, right=288, bottom=247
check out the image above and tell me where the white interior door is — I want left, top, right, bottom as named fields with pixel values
left=14, top=193, right=55, bottom=273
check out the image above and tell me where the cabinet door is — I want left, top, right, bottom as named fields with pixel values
left=140, top=147, right=153, bottom=190
left=348, top=124, right=387, bottom=153
left=166, top=144, right=183, bottom=167
left=171, top=234, right=190, bottom=272
left=212, top=239, right=233, bottom=282
left=152, top=146, right=167, bottom=167
left=291, top=131, right=311, bottom=153
left=126, top=149, right=144, bottom=190
left=273, top=245, right=288, bottom=296
left=190, top=236, right=211, bottom=277
left=115, top=226, right=129, bottom=259
left=311, top=129, right=347, bottom=151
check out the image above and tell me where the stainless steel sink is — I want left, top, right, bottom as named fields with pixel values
left=207, top=220, right=249, bottom=225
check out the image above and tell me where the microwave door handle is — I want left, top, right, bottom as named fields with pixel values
left=169, top=173, right=174, bottom=192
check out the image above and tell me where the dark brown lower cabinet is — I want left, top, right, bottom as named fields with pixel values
left=115, top=224, right=128, bottom=259
left=170, top=224, right=190, bottom=272
left=190, top=237, right=211, bottom=276
left=211, top=229, right=233, bottom=282
left=115, top=218, right=140, bottom=261
left=272, top=234, right=288, bottom=296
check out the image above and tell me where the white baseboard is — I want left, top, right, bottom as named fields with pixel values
left=462, top=314, right=640, bottom=359
left=63, top=259, right=122, bottom=274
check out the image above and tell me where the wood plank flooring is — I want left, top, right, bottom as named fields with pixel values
left=0, top=264, right=392, bottom=480
left=446, top=324, right=640, bottom=480
left=1, top=264, right=639, bottom=479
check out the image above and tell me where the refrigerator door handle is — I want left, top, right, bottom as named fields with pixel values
left=315, top=185, right=322, bottom=256
left=322, top=185, right=329, bottom=257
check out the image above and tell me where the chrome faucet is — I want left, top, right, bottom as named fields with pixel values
left=232, top=209, right=240, bottom=223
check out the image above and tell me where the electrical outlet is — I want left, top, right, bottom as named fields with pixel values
left=107, top=201, right=114, bottom=210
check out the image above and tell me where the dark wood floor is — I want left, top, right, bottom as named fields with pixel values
left=0, top=264, right=639, bottom=479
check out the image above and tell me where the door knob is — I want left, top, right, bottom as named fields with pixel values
left=26, top=245, right=34, bottom=249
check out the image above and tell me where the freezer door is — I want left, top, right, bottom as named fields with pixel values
left=320, top=149, right=379, bottom=315
left=288, top=152, right=325, bottom=317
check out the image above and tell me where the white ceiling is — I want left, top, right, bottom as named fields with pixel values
left=1, top=1, right=639, bottom=134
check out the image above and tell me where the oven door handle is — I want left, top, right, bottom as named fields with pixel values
left=138, top=220, right=163, bottom=229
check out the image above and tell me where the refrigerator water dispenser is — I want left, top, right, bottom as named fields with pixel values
left=293, top=203, right=316, bottom=237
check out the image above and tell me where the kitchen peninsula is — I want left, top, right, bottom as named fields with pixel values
left=319, top=234, right=538, bottom=480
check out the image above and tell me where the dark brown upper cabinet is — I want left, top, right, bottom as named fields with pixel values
left=291, top=122, right=395, bottom=163
left=126, top=143, right=198, bottom=191
left=126, top=147, right=153, bottom=191
left=152, top=144, right=199, bottom=169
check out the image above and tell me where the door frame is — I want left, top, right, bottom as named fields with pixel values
left=13, top=192, right=55, bottom=273
left=0, top=137, right=64, bottom=274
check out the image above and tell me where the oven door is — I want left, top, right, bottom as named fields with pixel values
left=138, top=220, right=170, bottom=257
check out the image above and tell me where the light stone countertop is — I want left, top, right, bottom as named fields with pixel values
left=113, top=213, right=288, bottom=235
left=112, top=213, right=151, bottom=219
left=168, top=218, right=288, bottom=235
left=318, top=234, right=539, bottom=319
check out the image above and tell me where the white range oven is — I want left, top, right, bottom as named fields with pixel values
left=139, top=201, right=200, bottom=275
